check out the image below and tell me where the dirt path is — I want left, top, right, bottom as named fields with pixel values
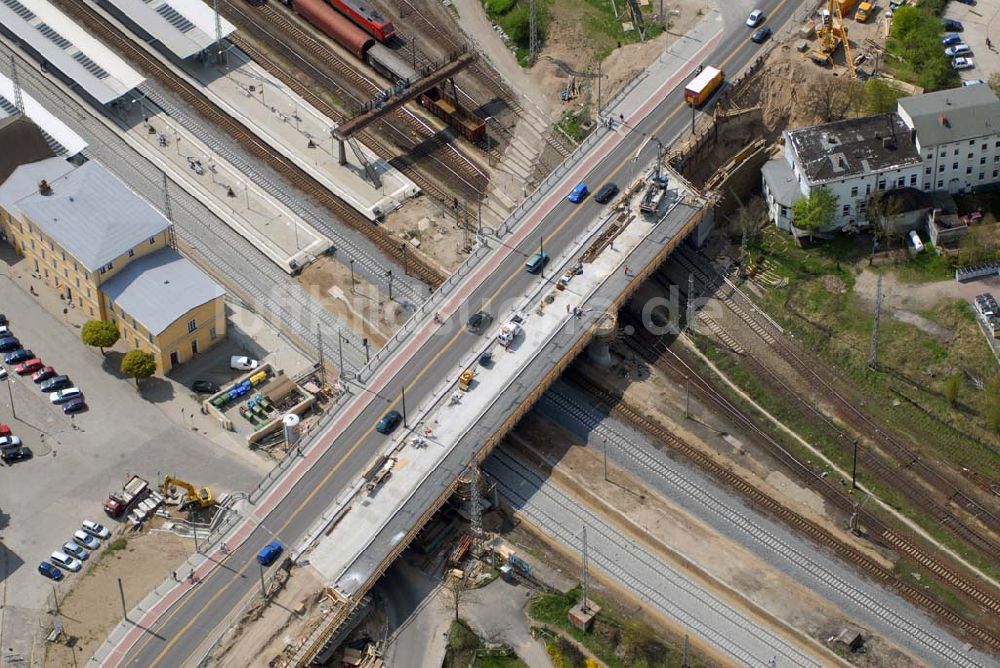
left=45, top=530, right=192, bottom=666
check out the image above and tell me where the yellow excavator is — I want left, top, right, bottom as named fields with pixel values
left=163, top=475, right=214, bottom=509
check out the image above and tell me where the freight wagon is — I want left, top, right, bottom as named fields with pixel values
left=419, top=86, right=486, bottom=142
left=291, top=0, right=374, bottom=59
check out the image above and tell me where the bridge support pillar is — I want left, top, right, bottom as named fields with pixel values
left=338, top=139, right=347, bottom=166
left=586, top=312, right=617, bottom=368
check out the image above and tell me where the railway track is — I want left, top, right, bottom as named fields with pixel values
left=615, top=313, right=1000, bottom=613
left=561, top=368, right=1000, bottom=654
left=223, top=0, right=490, bottom=209
left=51, top=0, right=446, bottom=288
left=487, top=448, right=827, bottom=668
left=388, top=0, right=571, bottom=161
left=669, top=246, right=1000, bottom=560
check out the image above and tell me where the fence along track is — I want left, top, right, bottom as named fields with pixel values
left=225, top=0, right=489, bottom=202
left=52, top=0, right=446, bottom=288
left=565, top=367, right=1000, bottom=651
left=672, top=246, right=1000, bottom=558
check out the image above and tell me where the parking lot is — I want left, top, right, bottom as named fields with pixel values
left=0, top=268, right=265, bottom=660
left=943, top=0, right=1000, bottom=81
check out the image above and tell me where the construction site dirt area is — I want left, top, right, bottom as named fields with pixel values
left=507, top=416, right=921, bottom=668
left=532, top=0, right=704, bottom=122
left=380, top=195, right=473, bottom=274
left=297, top=256, right=407, bottom=348
left=43, top=528, right=192, bottom=666
left=208, top=565, right=327, bottom=666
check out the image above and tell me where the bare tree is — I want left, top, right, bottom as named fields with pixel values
left=807, top=77, right=860, bottom=123
left=444, top=572, right=468, bottom=621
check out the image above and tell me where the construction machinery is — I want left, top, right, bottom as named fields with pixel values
left=807, top=0, right=856, bottom=76
left=458, top=369, right=476, bottom=391
left=162, top=475, right=214, bottom=510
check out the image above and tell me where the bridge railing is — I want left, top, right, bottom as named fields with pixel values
left=214, top=65, right=651, bottom=536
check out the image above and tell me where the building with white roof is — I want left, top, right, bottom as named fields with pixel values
left=101, top=0, right=235, bottom=60
left=0, top=71, right=86, bottom=156
left=0, top=157, right=226, bottom=372
left=0, top=0, right=144, bottom=103
left=762, top=85, right=1000, bottom=235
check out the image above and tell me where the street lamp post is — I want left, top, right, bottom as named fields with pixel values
left=349, top=258, right=356, bottom=294
left=386, top=270, right=394, bottom=301
left=400, top=243, right=408, bottom=276
left=401, top=385, right=408, bottom=428
left=851, top=439, right=859, bottom=490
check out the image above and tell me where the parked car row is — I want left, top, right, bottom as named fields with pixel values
left=0, top=421, right=31, bottom=464
left=38, top=520, right=112, bottom=580
left=0, top=318, right=86, bottom=414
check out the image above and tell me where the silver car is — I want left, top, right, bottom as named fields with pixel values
left=50, top=551, right=81, bottom=572
left=73, top=530, right=100, bottom=551
left=62, top=542, right=88, bottom=561
left=81, top=520, right=111, bottom=540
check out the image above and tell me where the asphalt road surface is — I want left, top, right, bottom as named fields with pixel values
left=116, top=0, right=813, bottom=664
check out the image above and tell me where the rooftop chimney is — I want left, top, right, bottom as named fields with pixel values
left=38, top=180, right=52, bottom=196
left=939, top=113, right=950, bottom=128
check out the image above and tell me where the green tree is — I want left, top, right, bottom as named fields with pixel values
left=944, top=374, right=961, bottom=407
left=120, top=349, right=156, bottom=387
left=859, top=79, right=905, bottom=115
left=886, top=6, right=957, bottom=92
left=81, top=319, right=120, bottom=355
left=791, top=187, right=838, bottom=241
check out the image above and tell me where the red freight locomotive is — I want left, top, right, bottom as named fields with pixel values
left=327, top=0, right=396, bottom=42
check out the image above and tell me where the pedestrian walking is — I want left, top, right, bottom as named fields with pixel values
left=171, top=571, right=177, bottom=581
left=624, top=265, right=630, bottom=276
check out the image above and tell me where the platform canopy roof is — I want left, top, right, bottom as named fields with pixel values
left=0, top=71, right=87, bottom=156
left=102, top=0, right=235, bottom=60
left=0, top=0, right=144, bottom=104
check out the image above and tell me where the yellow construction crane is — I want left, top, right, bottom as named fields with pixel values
left=835, top=0, right=858, bottom=78
left=163, top=475, right=214, bottom=509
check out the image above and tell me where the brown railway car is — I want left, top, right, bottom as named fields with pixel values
left=291, top=0, right=375, bottom=60
left=419, top=87, right=486, bottom=143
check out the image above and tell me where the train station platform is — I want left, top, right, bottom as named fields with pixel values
left=186, top=48, right=419, bottom=221
left=76, top=0, right=416, bottom=222
left=303, top=169, right=705, bottom=593
left=112, top=96, right=332, bottom=273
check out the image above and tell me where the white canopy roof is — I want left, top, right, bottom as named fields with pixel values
left=0, top=0, right=145, bottom=103
left=103, top=0, right=236, bottom=60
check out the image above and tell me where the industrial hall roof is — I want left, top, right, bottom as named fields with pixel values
left=0, top=159, right=171, bottom=270
left=0, top=0, right=144, bottom=103
left=100, top=247, right=224, bottom=335
left=0, top=72, right=88, bottom=156
left=101, top=0, right=236, bottom=60
left=785, top=113, right=922, bottom=186
left=897, top=84, right=1000, bottom=148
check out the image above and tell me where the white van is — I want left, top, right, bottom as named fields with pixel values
left=909, top=230, right=925, bottom=253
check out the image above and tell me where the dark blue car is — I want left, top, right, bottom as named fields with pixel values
left=376, top=410, right=403, bottom=434
left=38, top=561, right=63, bottom=581
left=4, top=349, right=33, bottom=364
left=0, top=337, right=19, bottom=353
left=256, top=541, right=283, bottom=566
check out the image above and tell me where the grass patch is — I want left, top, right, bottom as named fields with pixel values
left=529, top=588, right=708, bottom=668
left=690, top=332, right=1000, bottom=585
left=885, top=5, right=959, bottom=92
left=557, top=110, right=591, bottom=143
left=885, top=245, right=954, bottom=283
left=444, top=619, right=528, bottom=668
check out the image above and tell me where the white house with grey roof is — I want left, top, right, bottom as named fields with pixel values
left=0, top=157, right=226, bottom=372
left=897, top=84, right=1000, bottom=195
left=763, top=85, right=1000, bottom=234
